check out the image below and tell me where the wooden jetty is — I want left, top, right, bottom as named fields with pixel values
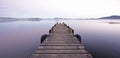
left=31, top=23, right=93, bottom=58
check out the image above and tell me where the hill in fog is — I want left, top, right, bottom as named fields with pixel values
left=0, top=17, right=42, bottom=22
left=99, top=15, right=120, bottom=19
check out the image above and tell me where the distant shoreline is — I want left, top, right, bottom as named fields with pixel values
left=107, top=22, right=120, bottom=24
left=99, top=15, right=120, bottom=19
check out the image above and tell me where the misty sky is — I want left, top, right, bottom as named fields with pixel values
left=0, top=0, right=120, bottom=18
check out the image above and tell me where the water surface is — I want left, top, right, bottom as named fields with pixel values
left=0, top=19, right=120, bottom=58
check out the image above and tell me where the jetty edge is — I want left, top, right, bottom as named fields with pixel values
left=31, top=22, right=93, bottom=58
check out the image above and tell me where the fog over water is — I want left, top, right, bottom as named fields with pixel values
left=1, top=0, right=120, bottom=18
left=0, top=19, right=120, bottom=58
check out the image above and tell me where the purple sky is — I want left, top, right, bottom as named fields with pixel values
left=0, top=0, right=120, bottom=18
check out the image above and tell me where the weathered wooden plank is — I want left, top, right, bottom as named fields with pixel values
left=35, top=49, right=88, bottom=54
left=37, top=45, right=85, bottom=50
left=32, top=54, right=92, bottom=58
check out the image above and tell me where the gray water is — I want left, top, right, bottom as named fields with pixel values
left=0, top=19, right=120, bottom=58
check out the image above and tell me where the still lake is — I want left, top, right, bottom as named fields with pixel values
left=0, top=19, right=120, bottom=58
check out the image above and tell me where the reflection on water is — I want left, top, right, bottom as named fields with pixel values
left=0, top=19, right=120, bottom=58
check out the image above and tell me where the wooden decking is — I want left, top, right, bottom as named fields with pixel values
left=31, top=23, right=93, bottom=58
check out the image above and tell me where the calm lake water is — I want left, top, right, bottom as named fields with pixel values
left=0, top=19, right=120, bottom=58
